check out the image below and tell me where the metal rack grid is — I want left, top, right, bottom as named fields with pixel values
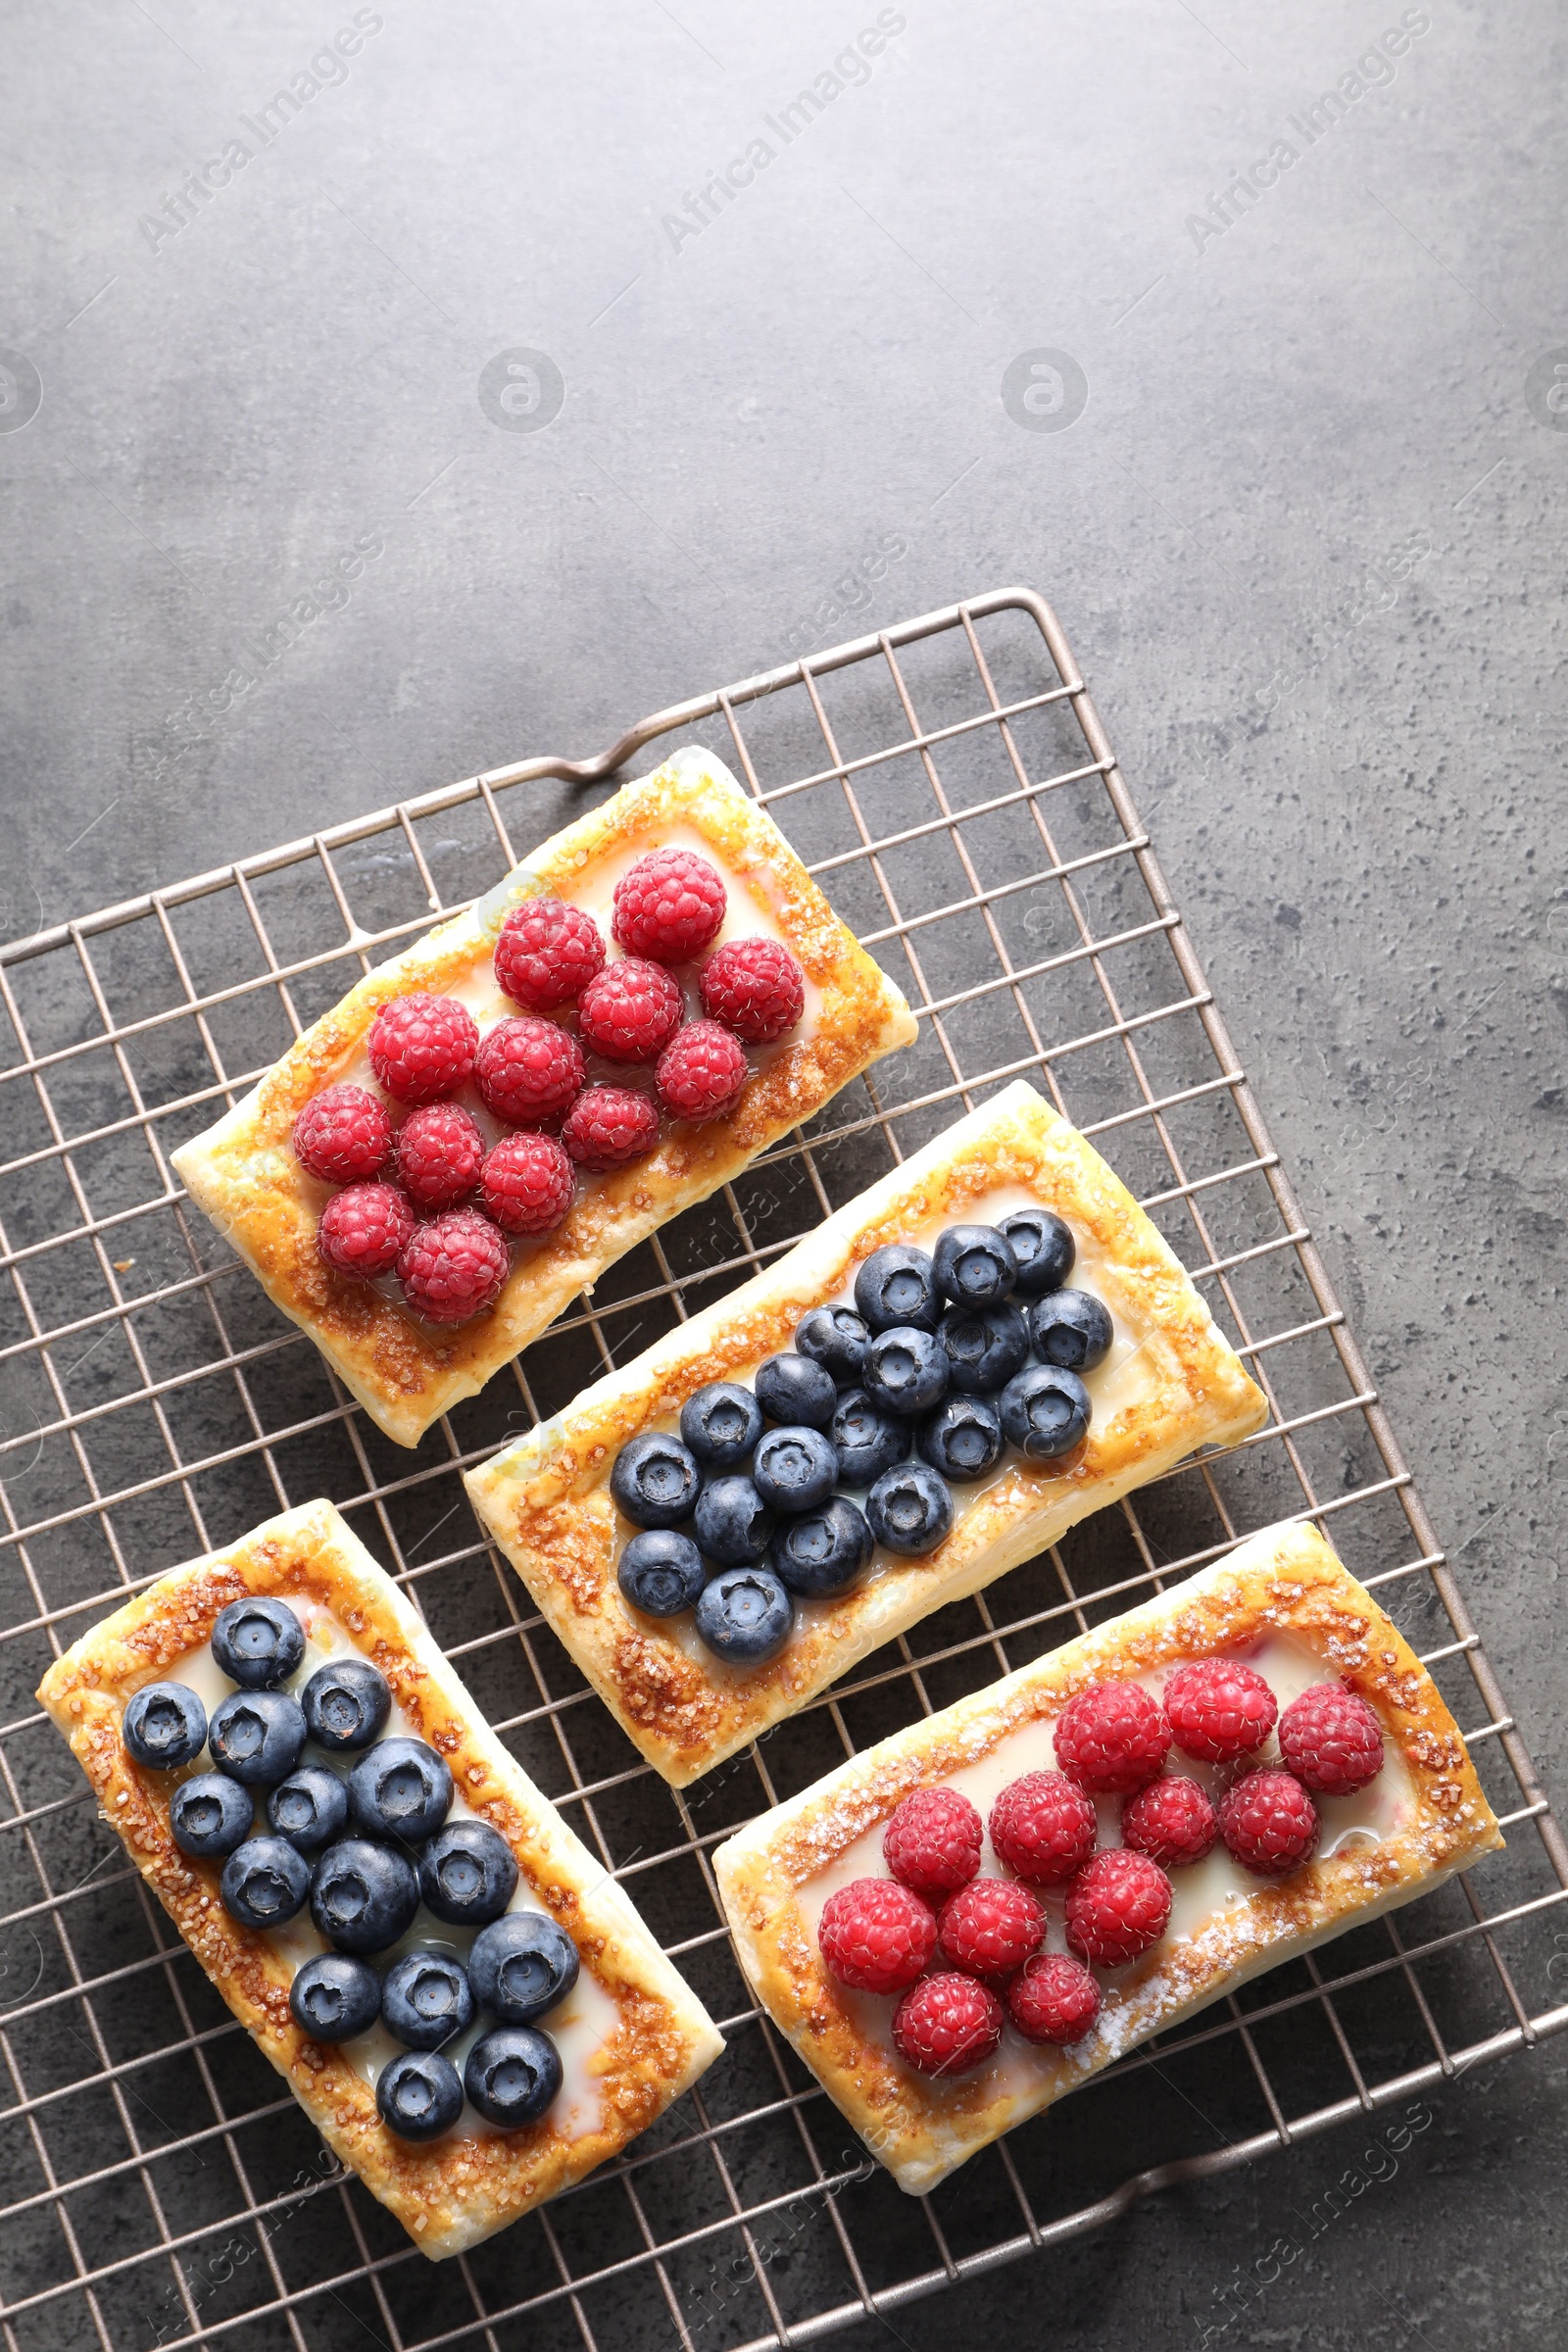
left=0, top=586, right=1563, bottom=2352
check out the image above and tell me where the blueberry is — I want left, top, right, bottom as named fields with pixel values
left=694, top=1474, right=775, bottom=1566
left=918, top=1395, right=1004, bottom=1483
left=210, top=1596, right=306, bottom=1690
left=311, top=1837, right=421, bottom=1954
left=752, top=1426, right=839, bottom=1515
left=468, top=1912, right=580, bottom=2024
left=932, top=1224, right=1017, bottom=1308
left=208, top=1690, right=308, bottom=1787
left=610, top=1432, right=702, bottom=1529
left=862, top=1326, right=950, bottom=1417
left=300, top=1658, right=391, bottom=1752
left=1028, top=1289, right=1113, bottom=1372
left=289, top=1951, right=382, bottom=2043
left=854, top=1244, right=939, bottom=1335
left=829, top=1389, right=908, bottom=1487
left=679, top=1383, right=762, bottom=1469
left=1000, top=1207, right=1075, bottom=1298
left=865, top=1461, right=955, bottom=1555
left=464, top=2026, right=563, bottom=2129
left=169, top=1772, right=254, bottom=1860
left=219, top=1834, right=313, bottom=1930
left=376, top=2049, right=464, bottom=2142
left=266, top=1766, right=349, bottom=1853
left=999, top=1364, right=1093, bottom=1458
left=795, top=1305, right=869, bottom=1383
left=122, top=1682, right=207, bottom=1770
left=770, top=1498, right=873, bottom=1595
left=694, top=1565, right=794, bottom=1663
left=382, top=1951, right=475, bottom=2050
left=347, top=1736, right=453, bottom=1844
left=419, top=1821, right=520, bottom=1927
left=617, top=1530, right=708, bottom=1616
left=753, top=1352, right=837, bottom=1430
left=938, top=1300, right=1030, bottom=1396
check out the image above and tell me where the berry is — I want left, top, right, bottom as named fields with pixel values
left=394, top=1102, right=486, bottom=1209
left=494, top=896, right=605, bottom=1011
left=656, top=1019, right=749, bottom=1123
left=419, top=1821, right=520, bottom=1927
left=300, top=1658, right=391, bottom=1752
left=883, top=1788, right=983, bottom=1900
left=680, top=1382, right=763, bottom=1468
left=618, top=1529, right=708, bottom=1616
left=465, top=2027, right=563, bottom=2127
left=1029, top=1289, right=1113, bottom=1372
left=769, top=1497, right=873, bottom=1595
left=864, top=1327, right=951, bottom=1418
left=817, top=1878, right=937, bottom=1994
left=478, top=1132, right=575, bottom=1236
left=998, top=1207, right=1074, bottom=1298
left=699, top=937, right=805, bottom=1042
left=170, top=1773, right=254, bottom=1860
left=208, top=1690, right=307, bottom=1787
left=612, top=847, right=727, bottom=962
left=266, top=1766, right=349, bottom=1853
left=293, top=1083, right=392, bottom=1183
left=933, top=1224, right=1018, bottom=1308
left=122, top=1681, right=207, bottom=1769
left=377, top=2050, right=464, bottom=2141
left=311, top=1838, right=421, bottom=1955
left=1054, top=1680, right=1171, bottom=1794
left=694, top=1564, right=793, bottom=1662
left=1277, top=1684, right=1386, bottom=1796
left=892, top=1973, right=1004, bottom=2077
left=755, top=1351, right=837, bottom=1430
left=917, top=1395, right=1003, bottom=1483
left=939, top=1301, right=1029, bottom=1396
left=1000, top=1364, right=1092, bottom=1459
left=474, top=1015, right=584, bottom=1128
left=212, top=1595, right=306, bottom=1689
left=368, top=994, right=478, bottom=1105
left=1218, top=1770, right=1321, bottom=1876
left=577, top=957, right=683, bottom=1063
left=348, top=1736, right=453, bottom=1843
left=396, top=1207, right=510, bottom=1322
left=220, top=1834, right=313, bottom=1930
left=561, top=1084, right=660, bottom=1171
left=382, top=1952, right=475, bottom=2051
left=1163, top=1658, right=1278, bottom=1765
left=289, top=1953, right=381, bottom=2043
left=795, top=1305, right=869, bottom=1383
left=753, top=1426, right=839, bottom=1514
left=988, top=1771, right=1098, bottom=1886
left=1064, top=1848, right=1173, bottom=1966
left=1006, top=1952, right=1102, bottom=2046
left=865, top=1461, right=954, bottom=1555
left=694, top=1474, right=774, bottom=1564
left=855, top=1244, right=939, bottom=1335
left=317, top=1181, right=415, bottom=1279
left=1121, top=1774, right=1218, bottom=1868
left=611, top=1432, right=703, bottom=1530
left=829, top=1389, right=908, bottom=1486
left=469, top=1912, right=579, bottom=2023
left=937, top=1875, right=1046, bottom=1978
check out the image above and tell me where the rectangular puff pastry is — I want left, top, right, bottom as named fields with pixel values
left=171, top=746, right=916, bottom=1447
left=34, top=1499, right=723, bottom=2259
left=712, top=1520, right=1504, bottom=2194
left=465, top=1079, right=1268, bottom=1788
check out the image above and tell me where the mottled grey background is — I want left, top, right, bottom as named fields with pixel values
left=2, top=0, right=1565, bottom=2344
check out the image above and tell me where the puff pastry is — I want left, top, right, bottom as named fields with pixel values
left=171, top=747, right=915, bottom=1447
left=711, top=1519, right=1503, bottom=2193
left=466, top=1079, right=1268, bottom=1787
left=35, top=1499, right=723, bottom=2259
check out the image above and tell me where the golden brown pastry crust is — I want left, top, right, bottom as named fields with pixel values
left=711, top=1520, right=1503, bottom=2194
left=466, top=1081, right=1268, bottom=1787
left=170, top=747, right=915, bottom=1447
left=34, top=1500, right=723, bottom=2259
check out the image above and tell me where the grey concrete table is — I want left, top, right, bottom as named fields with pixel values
left=2, top=3, right=1564, bottom=2347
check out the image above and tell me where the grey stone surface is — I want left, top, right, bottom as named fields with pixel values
left=2, top=1, right=1565, bottom=2346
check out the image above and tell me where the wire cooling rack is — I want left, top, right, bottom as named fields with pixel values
left=1, top=587, right=1565, bottom=2352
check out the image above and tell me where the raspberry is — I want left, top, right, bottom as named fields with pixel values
left=936, top=1876, right=1046, bottom=1979
left=494, top=897, right=605, bottom=1012
left=576, top=958, right=683, bottom=1063
left=1120, top=1774, right=1218, bottom=1869
left=1163, top=1658, right=1278, bottom=1764
left=1277, top=1684, right=1386, bottom=1797
left=478, top=1133, right=575, bottom=1237
left=891, top=1972, right=1004, bottom=2078
left=393, top=1103, right=486, bottom=1210
left=655, top=1021, right=749, bottom=1124
left=368, top=995, right=479, bottom=1105
left=817, top=1878, right=936, bottom=1994
left=1216, top=1769, right=1320, bottom=1878
left=317, top=1182, right=415, bottom=1279
left=1005, top=1951, right=1102, bottom=2046
left=474, top=1017, right=584, bottom=1128
left=989, top=1771, right=1098, bottom=1887
left=699, top=938, right=806, bottom=1044
left=612, top=848, right=726, bottom=962
left=561, top=1086, right=661, bottom=1172
left=882, top=1788, right=983, bottom=1899
left=1064, top=1848, right=1172, bottom=1966
left=1054, top=1681, right=1171, bottom=1794
left=292, top=1084, right=392, bottom=1184
left=396, top=1207, right=510, bottom=1324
